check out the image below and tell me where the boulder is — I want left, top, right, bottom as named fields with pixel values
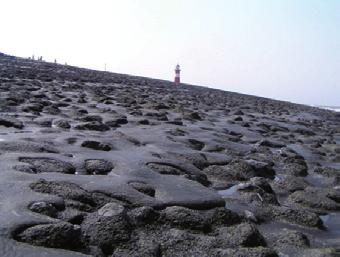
left=53, top=119, right=71, bottom=129
left=15, top=222, right=82, bottom=250
left=81, top=141, right=112, bottom=151
left=81, top=204, right=131, bottom=254
left=19, top=157, right=75, bottom=174
left=84, top=159, right=113, bottom=175
left=217, top=223, right=267, bottom=247
left=75, top=122, right=110, bottom=132
left=0, top=116, right=24, bottom=129
left=162, top=206, right=211, bottom=232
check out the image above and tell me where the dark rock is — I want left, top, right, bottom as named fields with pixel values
left=271, top=206, right=323, bottom=228
left=129, top=182, right=155, bottom=197
left=162, top=206, right=211, bottom=232
left=314, top=167, right=340, bottom=178
left=202, top=165, right=236, bottom=188
left=105, top=116, right=128, bottom=127
left=246, top=159, right=275, bottom=179
left=187, top=139, right=205, bottom=151
left=217, top=223, right=267, bottom=247
left=147, top=162, right=209, bottom=186
left=84, top=159, right=113, bottom=175
left=30, top=179, right=95, bottom=206
left=154, top=228, right=216, bottom=257
left=283, top=159, right=308, bottom=176
left=184, top=112, right=202, bottom=121
left=58, top=208, right=85, bottom=225
left=116, top=117, right=129, bottom=125
left=138, top=119, right=150, bottom=125
left=271, top=175, right=308, bottom=193
left=19, top=157, right=75, bottom=174
left=72, top=108, right=88, bottom=116
left=22, top=103, right=44, bottom=113
left=15, top=222, right=82, bottom=250
left=294, top=128, right=316, bottom=136
left=75, top=122, right=110, bottom=132
left=81, top=140, right=112, bottom=151
left=169, top=152, right=209, bottom=170
left=80, top=115, right=103, bottom=122
left=234, top=116, right=243, bottom=121
left=226, top=160, right=259, bottom=180
left=43, top=105, right=61, bottom=115
left=207, top=207, right=242, bottom=227
left=112, top=239, right=161, bottom=257
left=97, top=202, right=126, bottom=217
left=81, top=203, right=131, bottom=254
left=64, top=200, right=93, bottom=213
left=248, top=177, right=275, bottom=194
left=34, top=117, right=53, bottom=127
left=233, top=110, right=244, bottom=116
left=153, top=103, right=170, bottom=110
left=301, top=248, right=340, bottom=257
left=203, top=159, right=260, bottom=184
left=0, top=116, right=24, bottom=129
left=0, top=141, right=58, bottom=153
left=53, top=119, right=71, bottom=129
left=167, top=120, right=184, bottom=126
left=28, top=201, right=59, bottom=218
left=259, top=139, right=285, bottom=148
left=286, top=187, right=340, bottom=211
left=13, top=164, right=37, bottom=173
left=105, top=120, right=120, bottom=128
left=127, top=206, right=159, bottom=226
left=237, top=178, right=279, bottom=206
left=146, top=162, right=180, bottom=175
left=214, top=247, right=278, bottom=257
left=273, top=229, right=310, bottom=248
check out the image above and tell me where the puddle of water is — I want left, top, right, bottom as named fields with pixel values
left=287, top=144, right=320, bottom=162
left=218, top=184, right=239, bottom=197
left=274, top=174, right=287, bottom=183
left=0, top=130, right=36, bottom=142
left=321, top=214, right=331, bottom=223
left=305, top=174, right=326, bottom=187
left=218, top=185, right=253, bottom=214
left=217, top=167, right=340, bottom=248
left=320, top=213, right=340, bottom=238
left=224, top=199, right=252, bottom=214
left=14, top=131, right=34, bottom=134
left=327, top=163, right=340, bottom=170
left=257, top=212, right=340, bottom=249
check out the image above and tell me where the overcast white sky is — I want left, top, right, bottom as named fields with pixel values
left=0, top=0, right=339, bottom=106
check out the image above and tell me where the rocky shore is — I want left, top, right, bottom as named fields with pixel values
left=0, top=53, right=339, bottom=257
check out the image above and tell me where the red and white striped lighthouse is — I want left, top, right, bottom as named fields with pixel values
left=174, top=64, right=181, bottom=85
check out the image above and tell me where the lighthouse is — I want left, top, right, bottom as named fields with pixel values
left=174, top=64, right=181, bottom=85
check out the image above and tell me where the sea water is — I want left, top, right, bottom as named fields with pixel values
left=319, top=106, right=340, bottom=112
